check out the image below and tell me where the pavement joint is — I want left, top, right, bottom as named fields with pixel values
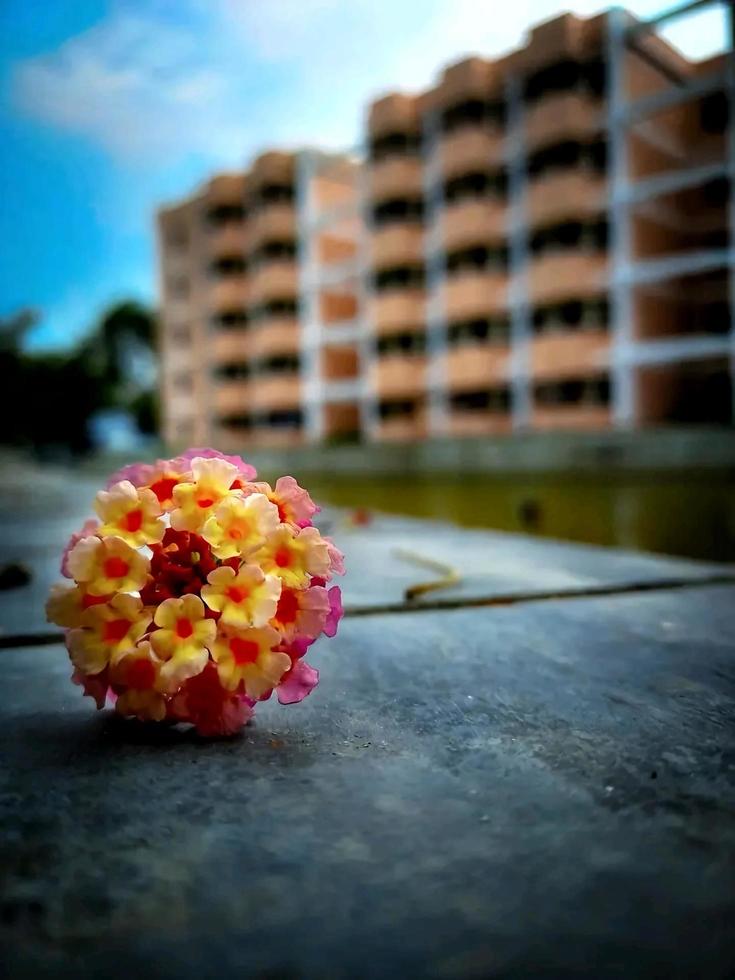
left=3, top=570, right=734, bottom=649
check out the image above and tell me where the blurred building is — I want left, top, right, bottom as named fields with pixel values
left=156, top=3, right=733, bottom=450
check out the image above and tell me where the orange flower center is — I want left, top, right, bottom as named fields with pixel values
left=176, top=618, right=194, bottom=639
left=274, top=547, right=292, bottom=568
left=230, top=637, right=259, bottom=665
left=228, top=527, right=244, bottom=540
left=103, top=618, right=132, bottom=643
left=122, top=509, right=143, bottom=533
left=127, top=658, right=156, bottom=690
left=104, top=557, right=130, bottom=579
left=227, top=586, right=249, bottom=604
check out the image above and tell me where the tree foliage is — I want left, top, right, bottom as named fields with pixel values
left=0, top=301, right=158, bottom=454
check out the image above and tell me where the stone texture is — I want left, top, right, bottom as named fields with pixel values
left=2, top=585, right=734, bottom=977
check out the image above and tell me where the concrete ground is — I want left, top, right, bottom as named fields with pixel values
left=1, top=458, right=734, bottom=977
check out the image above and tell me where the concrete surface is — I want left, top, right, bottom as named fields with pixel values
left=2, top=585, right=735, bottom=977
left=0, top=460, right=732, bottom=639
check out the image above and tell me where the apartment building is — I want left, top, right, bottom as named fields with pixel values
left=156, top=1, right=733, bottom=450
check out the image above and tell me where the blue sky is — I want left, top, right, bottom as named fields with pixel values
left=0, top=0, right=727, bottom=351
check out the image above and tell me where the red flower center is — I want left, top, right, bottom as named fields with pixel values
left=197, top=496, right=214, bottom=509
left=104, top=557, right=129, bottom=579
left=149, top=476, right=179, bottom=504
left=230, top=637, right=259, bottom=665
left=274, top=547, right=292, bottom=568
left=176, top=618, right=194, bottom=639
left=127, top=658, right=156, bottom=690
left=227, top=586, right=249, bottom=604
left=276, top=588, right=299, bottom=624
left=122, top=509, right=143, bottom=533
left=103, top=618, right=132, bottom=643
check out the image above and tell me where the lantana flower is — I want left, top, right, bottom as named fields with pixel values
left=150, top=594, right=216, bottom=690
left=67, top=535, right=149, bottom=596
left=249, top=476, right=319, bottom=527
left=66, top=593, right=151, bottom=675
left=46, top=583, right=104, bottom=629
left=270, top=584, right=329, bottom=642
left=95, top=480, right=166, bottom=547
left=112, top=642, right=168, bottom=722
left=211, top=624, right=291, bottom=699
left=201, top=564, right=281, bottom=629
left=47, top=449, right=344, bottom=736
left=201, top=492, right=280, bottom=559
left=257, top=524, right=331, bottom=588
left=170, top=457, right=241, bottom=532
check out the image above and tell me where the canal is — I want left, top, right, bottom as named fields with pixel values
left=304, top=470, right=735, bottom=564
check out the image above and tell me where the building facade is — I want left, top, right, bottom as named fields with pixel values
left=156, top=3, right=733, bottom=451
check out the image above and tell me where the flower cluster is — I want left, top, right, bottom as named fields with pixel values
left=46, top=448, right=344, bottom=736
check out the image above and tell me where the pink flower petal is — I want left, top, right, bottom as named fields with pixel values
left=71, top=666, right=110, bottom=710
left=105, top=461, right=154, bottom=489
left=277, top=660, right=319, bottom=704
left=324, top=586, right=344, bottom=637
left=325, top=537, right=346, bottom=577
left=174, top=448, right=257, bottom=481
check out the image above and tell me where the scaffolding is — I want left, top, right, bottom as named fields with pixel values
left=607, top=0, right=734, bottom=426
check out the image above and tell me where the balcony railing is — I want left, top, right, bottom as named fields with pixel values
left=370, top=290, right=426, bottom=336
left=369, top=157, right=423, bottom=201
left=530, top=328, right=609, bottom=380
left=528, top=253, right=607, bottom=305
left=525, top=92, right=603, bottom=150
left=527, top=170, right=606, bottom=229
left=443, top=271, right=507, bottom=321
left=444, top=343, right=511, bottom=391
left=372, top=354, right=426, bottom=399
left=440, top=200, right=506, bottom=252
left=436, top=126, right=504, bottom=182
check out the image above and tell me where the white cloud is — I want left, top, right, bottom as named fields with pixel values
left=12, top=0, right=727, bottom=168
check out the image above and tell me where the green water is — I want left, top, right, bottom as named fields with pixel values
left=304, top=471, right=735, bottom=564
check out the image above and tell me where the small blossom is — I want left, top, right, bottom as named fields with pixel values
left=46, top=583, right=88, bottom=629
left=112, top=642, right=167, bottom=722
left=270, top=584, right=329, bottom=642
left=170, top=456, right=241, bottom=532
left=277, top=659, right=320, bottom=705
left=150, top=594, right=215, bottom=691
left=142, top=462, right=187, bottom=507
left=71, top=666, right=111, bottom=710
left=257, top=525, right=331, bottom=588
left=212, top=624, right=290, bottom=699
left=174, top=447, right=257, bottom=483
left=66, top=593, right=152, bottom=675
left=201, top=492, right=280, bottom=559
left=105, top=461, right=154, bottom=489
left=170, top=661, right=254, bottom=737
left=61, top=519, right=99, bottom=577
left=201, top=564, right=281, bottom=629
left=95, top=480, right=166, bottom=547
left=249, top=476, right=319, bottom=527
left=67, top=535, right=149, bottom=597
left=324, top=585, right=344, bottom=637
left=325, top=537, right=346, bottom=577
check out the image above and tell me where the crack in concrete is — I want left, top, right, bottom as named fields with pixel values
left=2, top=572, right=734, bottom=649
